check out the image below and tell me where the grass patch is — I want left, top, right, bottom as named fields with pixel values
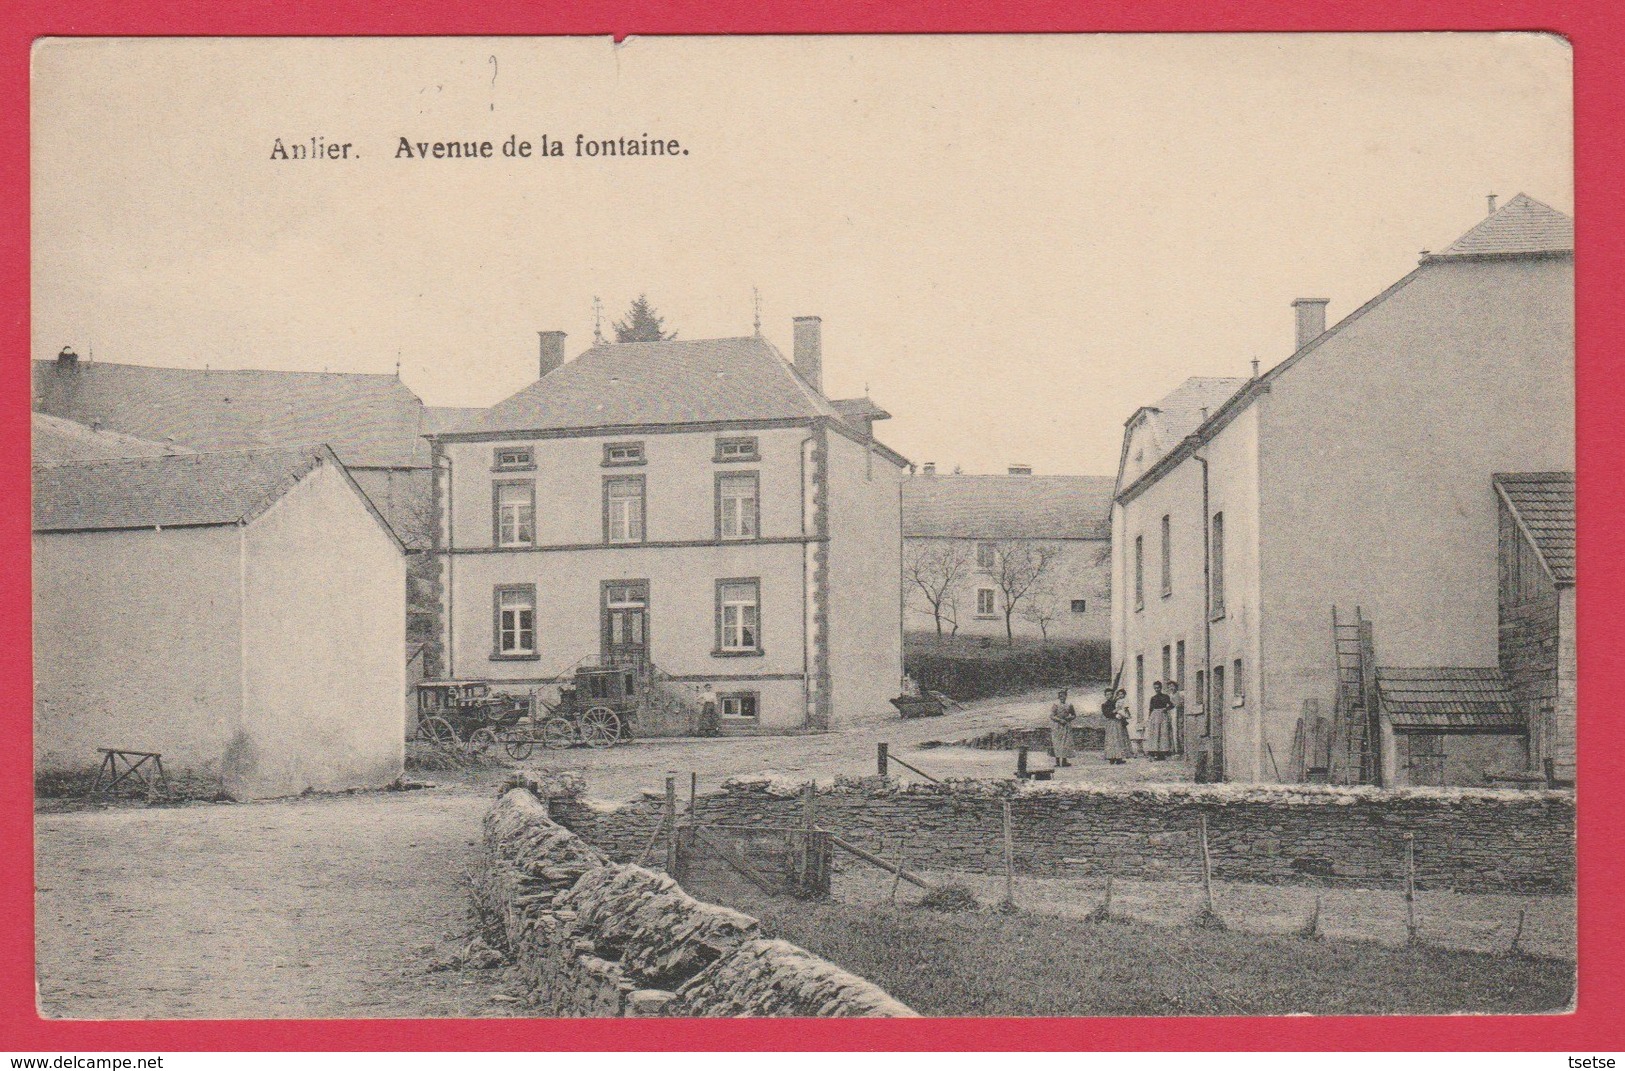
left=732, top=894, right=1573, bottom=1016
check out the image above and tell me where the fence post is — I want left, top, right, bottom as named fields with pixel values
left=664, top=774, right=678, bottom=876
left=1404, top=831, right=1418, bottom=944
left=801, top=781, right=817, bottom=890
left=1199, top=813, right=1216, bottom=916
left=1016, top=746, right=1029, bottom=780
left=689, top=771, right=697, bottom=815
left=877, top=742, right=889, bottom=778
left=1001, top=800, right=1016, bottom=909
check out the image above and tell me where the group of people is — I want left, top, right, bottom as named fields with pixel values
left=1048, top=679, right=1191, bottom=769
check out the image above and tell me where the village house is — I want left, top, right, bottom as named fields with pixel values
left=31, top=348, right=458, bottom=667
left=33, top=444, right=408, bottom=799
left=428, top=319, right=909, bottom=733
left=1111, top=194, right=1574, bottom=784
left=902, top=468, right=1113, bottom=644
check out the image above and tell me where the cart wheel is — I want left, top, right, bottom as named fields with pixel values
left=418, top=716, right=458, bottom=748
left=504, top=735, right=535, bottom=761
left=580, top=706, right=622, bottom=749
left=467, top=727, right=499, bottom=756
left=541, top=716, right=577, bottom=750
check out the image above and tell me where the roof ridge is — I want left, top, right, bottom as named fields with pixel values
left=31, top=442, right=327, bottom=470
left=33, top=358, right=406, bottom=379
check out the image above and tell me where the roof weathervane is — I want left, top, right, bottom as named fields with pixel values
left=592, top=296, right=605, bottom=345
left=752, top=287, right=762, bottom=337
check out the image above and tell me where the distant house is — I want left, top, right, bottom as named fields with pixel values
left=1111, top=194, right=1574, bottom=783
left=902, top=469, right=1114, bottom=644
left=429, top=320, right=909, bottom=732
left=32, top=349, right=444, bottom=656
left=33, top=446, right=407, bottom=798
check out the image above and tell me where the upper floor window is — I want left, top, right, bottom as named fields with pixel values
left=1070, top=599, right=1087, bottom=613
left=717, top=472, right=760, bottom=540
left=977, top=542, right=996, bottom=569
left=493, top=481, right=535, bottom=547
left=715, top=436, right=760, bottom=463
left=1160, top=513, right=1172, bottom=597
left=493, top=446, right=533, bottom=471
left=1210, top=512, right=1226, bottom=619
left=716, top=579, right=762, bottom=655
left=604, top=476, right=646, bottom=543
left=494, top=585, right=536, bottom=657
left=603, top=441, right=646, bottom=467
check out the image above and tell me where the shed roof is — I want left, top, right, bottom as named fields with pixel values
left=32, top=359, right=430, bottom=468
left=903, top=474, right=1115, bottom=540
left=1374, top=667, right=1524, bottom=732
left=458, top=336, right=843, bottom=436
left=32, top=413, right=193, bottom=462
left=33, top=445, right=338, bottom=533
left=1495, top=471, right=1575, bottom=585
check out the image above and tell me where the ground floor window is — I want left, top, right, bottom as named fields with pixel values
left=716, top=578, right=762, bottom=655
left=1070, top=598, right=1087, bottom=613
left=976, top=587, right=997, bottom=617
left=494, top=585, right=535, bottom=657
left=719, top=692, right=759, bottom=724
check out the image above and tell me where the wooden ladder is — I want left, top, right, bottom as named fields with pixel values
left=1331, top=607, right=1380, bottom=785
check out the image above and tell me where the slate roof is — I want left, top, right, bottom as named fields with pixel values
left=1374, top=667, right=1524, bottom=732
left=32, top=360, right=430, bottom=468
left=1434, top=194, right=1574, bottom=258
left=1495, top=472, right=1575, bottom=585
left=422, top=406, right=484, bottom=436
left=903, top=474, right=1115, bottom=540
left=32, top=413, right=193, bottom=462
left=33, top=445, right=334, bottom=533
left=459, top=336, right=843, bottom=436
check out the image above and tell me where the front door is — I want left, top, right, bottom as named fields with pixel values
left=602, top=581, right=650, bottom=667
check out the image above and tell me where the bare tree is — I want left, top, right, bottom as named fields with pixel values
left=1020, top=581, right=1060, bottom=644
left=904, top=540, right=974, bottom=637
left=989, top=541, right=1059, bottom=646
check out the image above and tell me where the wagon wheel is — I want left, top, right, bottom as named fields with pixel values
left=467, top=727, right=499, bottom=756
left=541, top=716, right=577, bottom=750
left=580, top=706, right=622, bottom=749
left=418, top=716, right=458, bottom=748
left=503, top=733, right=535, bottom=761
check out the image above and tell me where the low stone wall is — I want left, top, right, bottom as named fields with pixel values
left=550, top=775, right=1575, bottom=894
left=476, top=786, right=915, bottom=1017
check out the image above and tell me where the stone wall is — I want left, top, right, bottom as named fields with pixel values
left=551, top=775, right=1575, bottom=894
left=476, top=785, right=916, bottom=1017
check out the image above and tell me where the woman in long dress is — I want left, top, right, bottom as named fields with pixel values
left=1103, top=687, right=1131, bottom=764
left=1146, top=681, right=1176, bottom=760
left=1049, top=688, right=1078, bottom=767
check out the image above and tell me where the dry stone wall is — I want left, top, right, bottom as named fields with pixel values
left=476, top=785, right=915, bottom=1018
left=550, top=775, right=1574, bottom=894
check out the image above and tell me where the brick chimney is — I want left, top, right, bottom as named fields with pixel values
left=1292, top=299, right=1329, bottom=351
left=921, top=462, right=936, bottom=476
left=792, top=316, right=823, bottom=393
left=537, top=331, right=566, bottom=379
left=1008, top=464, right=1033, bottom=476
left=56, top=346, right=79, bottom=370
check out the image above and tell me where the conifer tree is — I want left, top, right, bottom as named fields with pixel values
left=613, top=295, right=677, bottom=343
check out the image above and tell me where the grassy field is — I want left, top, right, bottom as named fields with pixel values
left=733, top=893, right=1574, bottom=1017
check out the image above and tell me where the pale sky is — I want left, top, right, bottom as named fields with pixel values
left=31, top=34, right=1572, bottom=476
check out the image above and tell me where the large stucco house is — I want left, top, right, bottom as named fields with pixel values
left=902, top=469, right=1113, bottom=644
left=1111, top=194, right=1574, bottom=784
left=428, top=319, right=909, bottom=733
left=33, top=444, right=407, bottom=798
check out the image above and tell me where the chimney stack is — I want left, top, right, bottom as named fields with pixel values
left=1008, top=464, right=1033, bottom=476
left=56, top=346, right=79, bottom=370
left=537, top=331, right=566, bottom=379
left=1487, top=193, right=1498, bottom=216
left=792, top=316, right=823, bottom=393
left=921, top=462, right=936, bottom=476
left=1292, top=298, right=1329, bottom=351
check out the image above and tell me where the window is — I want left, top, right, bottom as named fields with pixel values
left=717, top=472, right=760, bottom=540
left=720, top=692, right=759, bottom=723
left=1193, top=669, right=1206, bottom=713
left=716, top=579, right=762, bottom=655
left=602, top=441, right=646, bottom=466
left=976, top=587, right=997, bottom=617
left=1160, top=514, right=1172, bottom=597
left=602, top=581, right=649, bottom=665
left=493, top=481, right=535, bottom=547
left=1210, top=512, right=1226, bottom=619
left=494, top=586, right=536, bottom=657
left=493, top=446, right=533, bottom=470
left=1176, top=640, right=1186, bottom=689
left=604, top=476, right=646, bottom=543
left=977, top=542, right=996, bottom=569
left=1233, top=658, right=1246, bottom=706
left=1134, top=535, right=1145, bottom=610
left=715, top=436, right=760, bottom=463
left=1070, top=599, right=1087, bottom=613
left=1162, top=645, right=1172, bottom=685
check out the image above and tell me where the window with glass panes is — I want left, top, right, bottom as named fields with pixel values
left=717, top=472, right=759, bottom=539
left=604, top=476, right=645, bottom=543
left=495, top=586, right=535, bottom=655
left=494, top=482, right=534, bottom=547
left=716, top=580, right=761, bottom=653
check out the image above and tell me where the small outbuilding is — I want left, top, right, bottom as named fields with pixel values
left=33, top=444, right=407, bottom=799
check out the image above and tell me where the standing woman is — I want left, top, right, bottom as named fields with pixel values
left=1146, top=681, right=1175, bottom=760
left=1049, top=688, right=1078, bottom=767
left=1103, top=686, right=1131, bottom=765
